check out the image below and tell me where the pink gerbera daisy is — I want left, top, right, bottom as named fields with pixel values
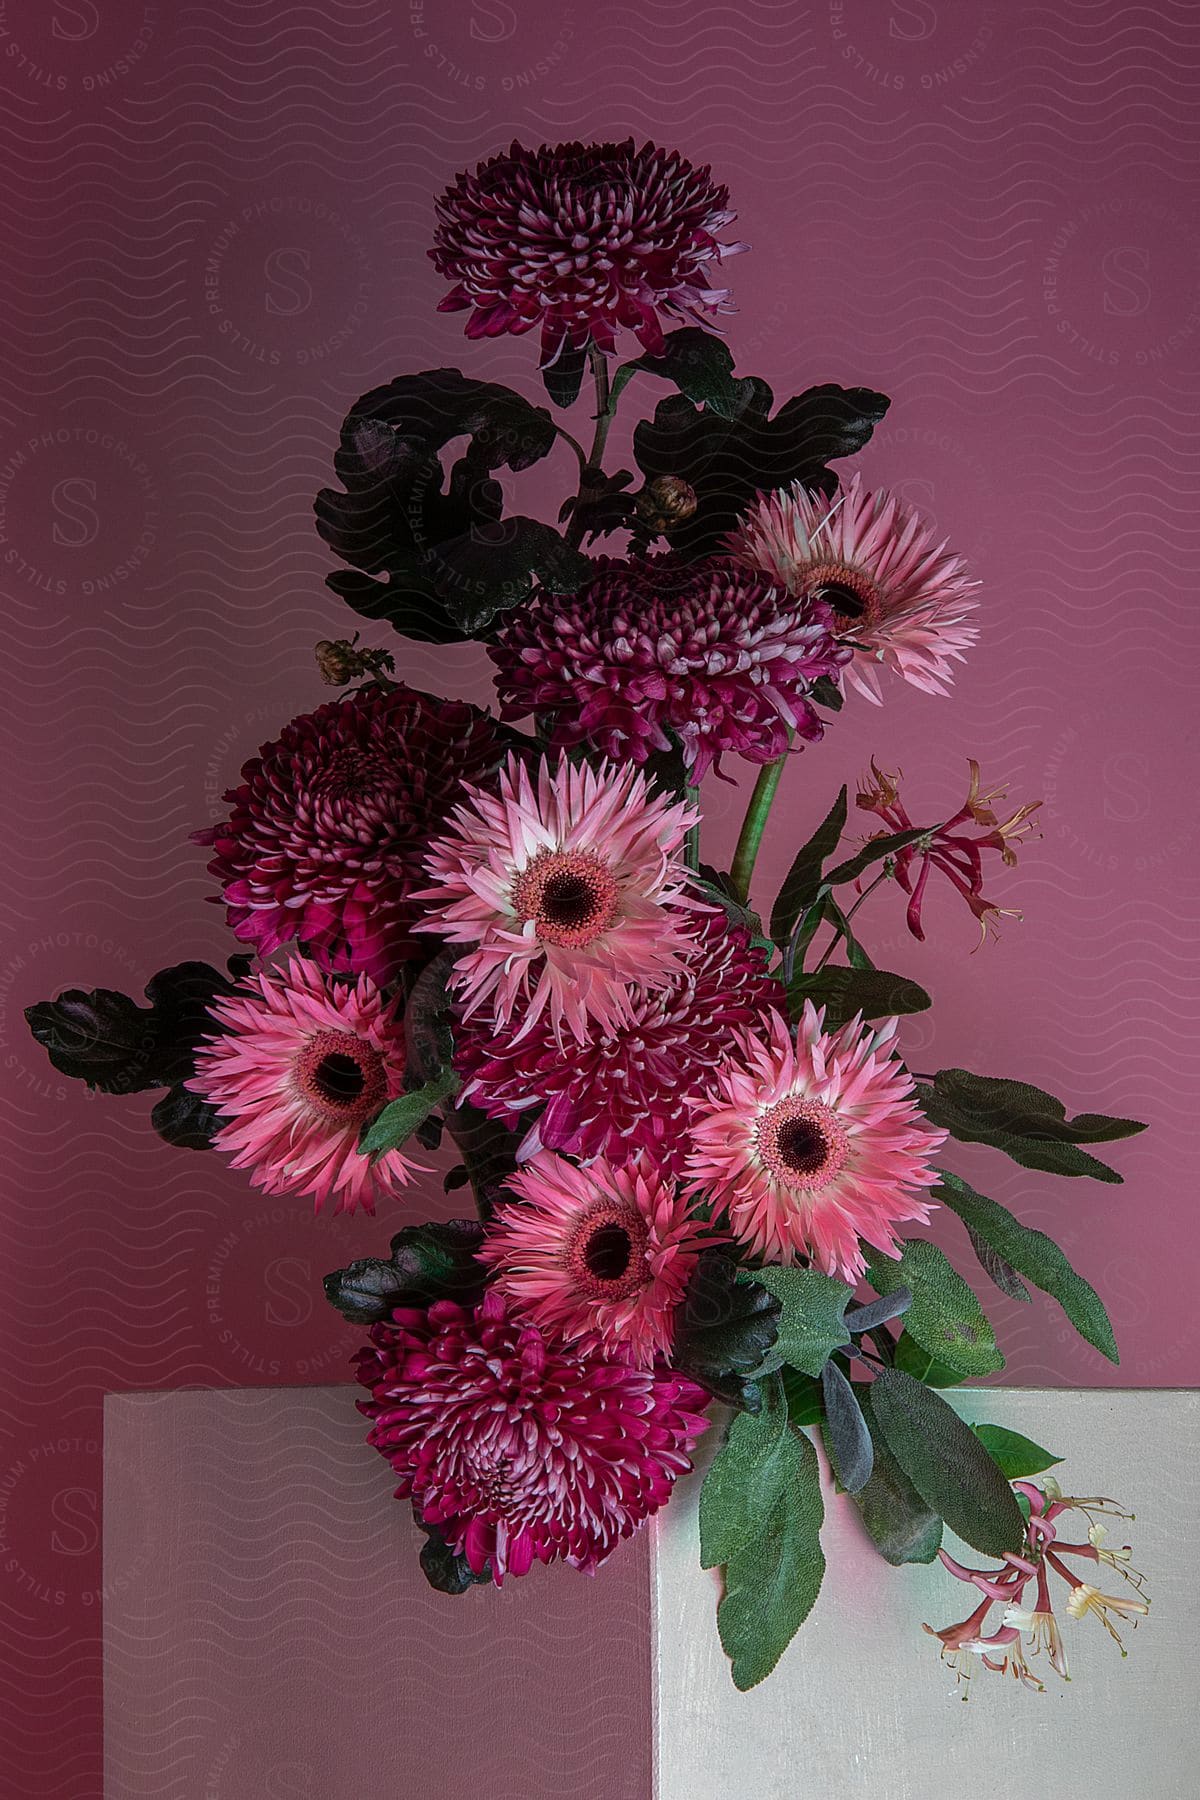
left=355, top=1291, right=711, bottom=1583
left=454, top=912, right=781, bottom=1179
left=686, top=1004, right=946, bottom=1282
left=479, top=1151, right=711, bottom=1367
left=188, top=957, right=418, bottom=1215
left=728, top=473, right=979, bottom=703
left=418, top=754, right=699, bottom=1046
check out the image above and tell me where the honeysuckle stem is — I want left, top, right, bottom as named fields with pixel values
left=729, top=745, right=790, bottom=904
left=809, top=870, right=889, bottom=973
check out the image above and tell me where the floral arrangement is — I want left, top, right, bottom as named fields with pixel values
left=28, top=138, right=1150, bottom=1694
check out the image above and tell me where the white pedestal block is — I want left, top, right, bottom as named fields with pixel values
left=654, top=1388, right=1198, bottom=1800
left=103, top=1386, right=1197, bottom=1797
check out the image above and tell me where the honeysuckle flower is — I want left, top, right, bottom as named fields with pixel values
left=925, top=1476, right=1148, bottom=1692
left=856, top=758, right=1041, bottom=943
left=430, top=138, right=746, bottom=365
left=1064, top=1582, right=1150, bottom=1651
left=686, top=1003, right=945, bottom=1282
left=727, top=472, right=979, bottom=702
left=417, top=754, right=700, bottom=1046
left=1003, top=1605, right=1070, bottom=1680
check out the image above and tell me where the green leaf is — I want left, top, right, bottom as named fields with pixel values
left=962, top=1224, right=1032, bottom=1304
left=691, top=866, right=775, bottom=958
left=749, top=1268, right=852, bottom=1377
left=810, top=674, right=844, bottom=713
left=359, top=1067, right=458, bottom=1158
left=970, top=1424, right=1063, bottom=1480
left=323, top=1219, right=487, bottom=1325
left=415, top=1514, right=492, bottom=1593
left=934, top=1170, right=1119, bottom=1363
left=315, top=369, right=569, bottom=643
left=849, top=1384, right=943, bottom=1565
left=893, top=1330, right=971, bottom=1387
left=822, top=897, right=874, bottom=969
left=915, top=1069, right=1146, bottom=1184
left=432, top=516, right=594, bottom=636
left=865, top=1240, right=1004, bottom=1378
left=820, top=1360, right=874, bottom=1493
left=614, top=326, right=755, bottom=419
left=540, top=340, right=587, bottom=408
left=149, top=1083, right=223, bottom=1151
left=700, top=1380, right=826, bottom=1690
left=780, top=1367, right=824, bottom=1426
left=25, top=959, right=243, bottom=1095
left=820, top=825, right=929, bottom=891
left=632, top=381, right=889, bottom=560
left=674, top=1251, right=781, bottom=1410
left=770, top=786, right=848, bottom=943
left=699, top=1376, right=793, bottom=1568
left=868, top=1367, right=1026, bottom=1558
left=787, top=966, right=931, bottom=1031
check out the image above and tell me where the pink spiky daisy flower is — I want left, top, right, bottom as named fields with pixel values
left=479, top=1151, right=712, bottom=1367
left=418, top=754, right=699, bottom=1045
left=430, top=137, right=745, bottom=365
left=490, top=556, right=849, bottom=781
left=188, top=957, right=418, bottom=1216
left=686, top=1004, right=946, bottom=1282
left=193, top=685, right=503, bottom=986
left=355, top=1291, right=711, bottom=1583
left=728, top=472, right=979, bottom=703
left=454, top=912, right=781, bottom=1179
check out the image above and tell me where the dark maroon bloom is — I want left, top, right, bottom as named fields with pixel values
left=491, top=556, right=849, bottom=780
left=856, top=759, right=1041, bottom=943
left=430, top=138, right=745, bottom=365
left=354, top=1292, right=710, bottom=1584
left=195, top=685, right=502, bottom=985
left=455, top=912, right=781, bottom=1178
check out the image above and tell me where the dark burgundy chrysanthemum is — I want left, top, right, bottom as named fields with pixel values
left=490, top=556, right=850, bottom=780
left=430, top=138, right=745, bottom=365
left=455, top=913, right=782, bottom=1178
left=354, top=1292, right=710, bottom=1583
left=194, top=685, right=503, bottom=985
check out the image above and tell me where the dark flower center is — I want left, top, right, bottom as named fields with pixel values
left=512, top=849, right=620, bottom=950
left=775, top=1115, right=830, bottom=1175
left=541, top=871, right=599, bottom=931
left=313, top=1052, right=366, bottom=1105
left=802, top=560, right=882, bottom=633
left=295, top=1029, right=388, bottom=1123
left=584, top=1222, right=633, bottom=1282
left=566, top=1197, right=651, bottom=1302
left=818, top=580, right=867, bottom=621
left=756, top=1097, right=850, bottom=1191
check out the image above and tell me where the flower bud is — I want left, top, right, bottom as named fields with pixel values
left=635, top=476, right=698, bottom=534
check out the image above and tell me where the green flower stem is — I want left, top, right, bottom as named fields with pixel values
left=685, top=783, right=701, bottom=872
left=564, top=342, right=617, bottom=548
left=729, top=745, right=790, bottom=904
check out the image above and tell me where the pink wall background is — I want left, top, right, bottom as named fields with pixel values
left=2, top=1, right=1198, bottom=1791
